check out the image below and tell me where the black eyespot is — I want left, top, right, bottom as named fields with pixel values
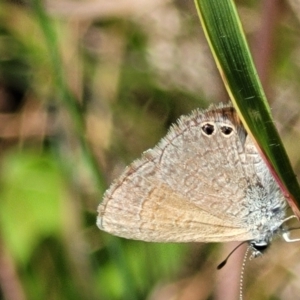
left=201, top=123, right=214, bottom=135
left=221, top=126, right=233, bottom=135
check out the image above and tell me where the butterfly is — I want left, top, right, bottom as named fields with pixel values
left=97, top=103, right=298, bottom=253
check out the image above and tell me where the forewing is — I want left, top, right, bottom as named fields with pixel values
left=97, top=158, right=252, bottom=242
left=97, top=104, right=257, bottom=242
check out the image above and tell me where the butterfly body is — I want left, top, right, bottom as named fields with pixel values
left=97, top=104, right=287, bottom=247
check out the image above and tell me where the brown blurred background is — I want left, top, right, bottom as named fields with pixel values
left=0, top=0, right=300, bottom=299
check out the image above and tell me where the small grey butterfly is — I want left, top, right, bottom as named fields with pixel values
left=97, top=103, right=298, bottom=253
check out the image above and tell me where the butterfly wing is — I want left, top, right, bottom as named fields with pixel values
left=97, top=104, right=259, bottom=242
left=97, top=159, right=253, bottom=242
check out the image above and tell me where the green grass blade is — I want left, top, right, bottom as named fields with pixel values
left=194, top=0, right=300, bottom=216
left=31, top=3, right=140, bottom=298
left=32, top=0, right=107, bottom=194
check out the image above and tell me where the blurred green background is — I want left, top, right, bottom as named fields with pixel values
left=1, top=0, right=300, bottom=299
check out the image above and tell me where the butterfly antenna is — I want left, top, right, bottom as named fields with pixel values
left=217, top=241, right=248, bottom=270
left=239, top=245, right=251, bottom=300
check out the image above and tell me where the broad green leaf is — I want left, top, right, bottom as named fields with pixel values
left=194, top=0, right=300, bottom=216
left=0, top=151, right=65, bottom=263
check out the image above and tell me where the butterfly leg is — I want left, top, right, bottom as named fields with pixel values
left=282, top=231, right=300, bottom=243
left=281, top=215, right=300, bottom=242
